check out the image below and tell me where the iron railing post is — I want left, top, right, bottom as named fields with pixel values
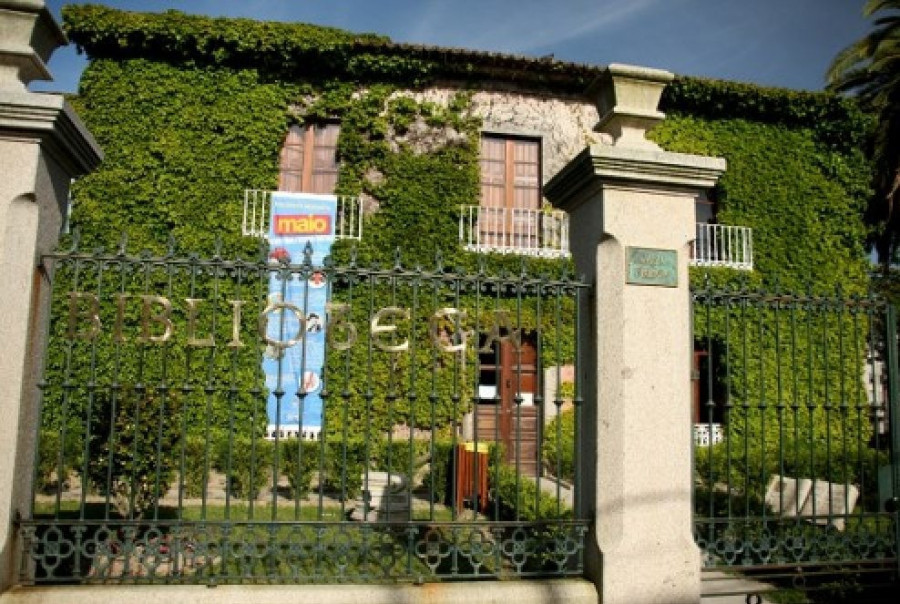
left=885, top=304, right=900, bottom=575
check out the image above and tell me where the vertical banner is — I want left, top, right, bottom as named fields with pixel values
left=264, top=192, right=336, bottom=440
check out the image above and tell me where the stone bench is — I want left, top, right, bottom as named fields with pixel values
left=764, top=474, right=859, bottom=531
left=348, top=471, right=410, bottom=521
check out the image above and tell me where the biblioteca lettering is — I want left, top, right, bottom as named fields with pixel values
left=65, top=291, right=523, bottom=354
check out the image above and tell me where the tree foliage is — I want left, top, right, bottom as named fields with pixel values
left=827, top=0, right=900, bottom=267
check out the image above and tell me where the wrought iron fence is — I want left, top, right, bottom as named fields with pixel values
left=20, top=234, right=588, bottom=584
left=691, top=280, right=900, bottom=584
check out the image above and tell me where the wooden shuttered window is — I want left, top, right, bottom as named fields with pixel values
left=479, top=135, right=541, bottom=249
left=278, top=123, right=340, bottom=194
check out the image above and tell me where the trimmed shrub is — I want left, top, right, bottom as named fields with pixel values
left=86, top=391, right=180, bottom=518
left=543, top=407, right=575, bottom=483
left=216, top=435, right=272, bottom=500
left=280, top=439, right=319, bottom=499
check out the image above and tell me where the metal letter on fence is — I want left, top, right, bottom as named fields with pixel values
left=326, top=302, right=357, bottom=351
left=226, top=299, right=246, bottom=348
left=371, top=306, right=410, bottom=352
left=185, top=298, right=215, bottom=347
left=138, top=295, right=174, bottom=343
left=258, top=300, right=306, bottom=349
left=66, top=292, right=101, bottom=340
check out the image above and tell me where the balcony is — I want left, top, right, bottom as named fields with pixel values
left=242, top=189, right=363, bottom=240
left=458, top=205, right=570, bottom=258
left=690, top=223, right=753, bottom=271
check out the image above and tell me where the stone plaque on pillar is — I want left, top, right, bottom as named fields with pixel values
left=626, top=247, right=677, bottom=287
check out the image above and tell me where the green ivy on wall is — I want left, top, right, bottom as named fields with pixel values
left=648, top=96, right=875, bottom=463
left=649, top=114, right=871, bottom=293
left=68, top=58, right=294, bottom=257
left=62, top=4, right=594, bottom=91
left=661, top=76, right=872, bottom=152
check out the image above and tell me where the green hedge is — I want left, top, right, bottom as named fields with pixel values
left=209, top=436, right=442, bottom=502
left=694, top=437, right=889, bottom=517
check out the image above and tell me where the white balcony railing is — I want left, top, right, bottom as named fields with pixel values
left=242, top=189, right=363, bottom=240
left=693, top=423, right=724, bottom=447
left=458, top=205, right=570, bottom=258
left=690, top=223, right=753, bottom=271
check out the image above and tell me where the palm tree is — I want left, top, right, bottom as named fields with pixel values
left=827, top=0, right=900, bottom=267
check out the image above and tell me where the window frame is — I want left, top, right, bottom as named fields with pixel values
left=278, top=122, right=340, bottom=194
left=478, top=132, right=543, bottom=250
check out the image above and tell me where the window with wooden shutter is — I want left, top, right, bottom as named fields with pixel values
left=278, top=123, right=340, bottom=194
left=479, top=135, right=541, bottom=250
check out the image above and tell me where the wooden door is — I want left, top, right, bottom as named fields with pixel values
left=476, top=335, right=539, bottom=476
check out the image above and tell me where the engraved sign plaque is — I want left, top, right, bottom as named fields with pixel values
left=626, top=247, right=677, bottom=287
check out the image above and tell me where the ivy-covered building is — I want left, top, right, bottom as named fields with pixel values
left=59, top=4, right=874, bottom=451
left=7, top=5, right=895, bottom=592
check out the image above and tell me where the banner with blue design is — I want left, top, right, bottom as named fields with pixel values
left=263, top=192, right=336, bottom=440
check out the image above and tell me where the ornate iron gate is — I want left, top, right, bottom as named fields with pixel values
left=691, top=281, right=900, bottom=588
left=19, top=236, right=589, bottom=584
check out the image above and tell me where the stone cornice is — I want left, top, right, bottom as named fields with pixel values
left=0, top=91, right=102, bottom=174
left=545, top=144, right=726, bottom=212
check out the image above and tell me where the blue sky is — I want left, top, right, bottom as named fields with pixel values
left=36, top=0, right=871, bottom=94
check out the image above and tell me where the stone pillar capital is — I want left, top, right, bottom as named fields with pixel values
left=0, top=0, right=67, bottom=92
left=0, top=91, right=103, bottom=176
left=545, top=144, right=726, bottom=219
left=587, top=63, right=673, bottom=150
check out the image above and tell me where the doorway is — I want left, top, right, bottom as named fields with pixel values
left=475, top=333, right=539, bottom=476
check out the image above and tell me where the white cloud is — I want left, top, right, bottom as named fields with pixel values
left=406, top=0, right=665, bottom=55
